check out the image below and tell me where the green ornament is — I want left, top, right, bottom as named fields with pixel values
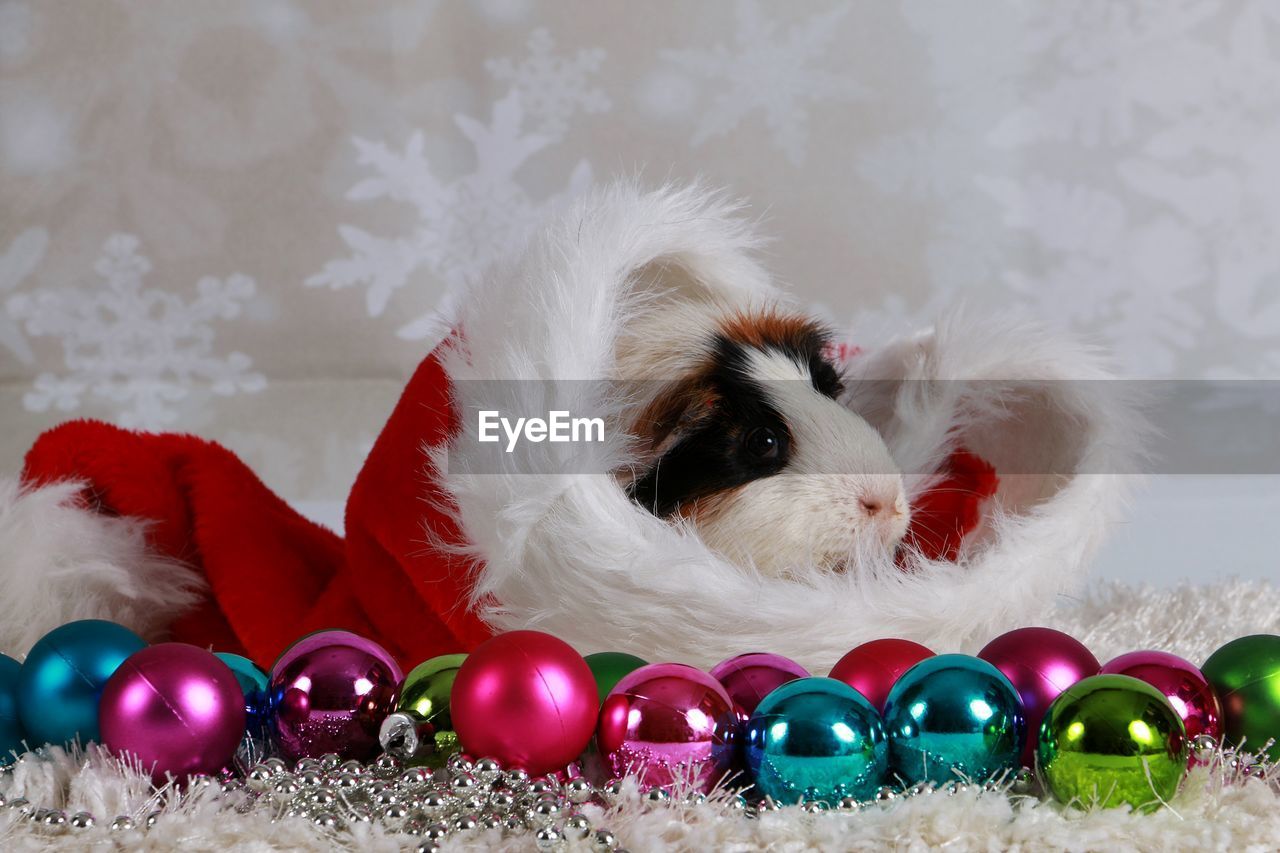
left=392, top=653, right=467, bottom=766
left=1202, top=634, right=1280, bottom=762
left=585, top=652, right=648, bottom=703
left=1038, top=674, right=1188, bottom=812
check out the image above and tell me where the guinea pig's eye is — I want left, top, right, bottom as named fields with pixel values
left=743, top=426, right=781, bottom=460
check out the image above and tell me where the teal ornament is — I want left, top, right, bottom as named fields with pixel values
left=16, top=620, right=147, bottom=748
left=883, top=654, right=1025, bottom=786
left=744, top=677, right=888, bottom=804
left=0, top=654, right=27, bottom=764
left=216, top=653, right=272, bottom=738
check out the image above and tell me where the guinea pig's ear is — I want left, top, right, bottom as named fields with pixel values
left=628, top=258, right=720, bottom=308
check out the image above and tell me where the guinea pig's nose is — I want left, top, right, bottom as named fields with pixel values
left=857, top=482, right=907, bottom=519
left=859, top=497, right=884, bottom=517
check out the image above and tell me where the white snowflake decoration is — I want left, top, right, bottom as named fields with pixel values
left=978, top=175, right=1203, bottom=376
left=6, top=233, right=265, bottom=428
left=308, top=91, right=592, bottom=341
left=0, top=226, right=48, bottom=365
left=660, top=0, right=868, bottom=165
left=485, top=27, right=610, bottom=140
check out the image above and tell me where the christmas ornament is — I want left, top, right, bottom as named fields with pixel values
left=379, top=653, right=466, bottom=765
left=216, top=653, right=272, bottom=739
left=744, top=676, right=887, bottom=804
left=597, top=662, right=739, bottom=792
left=585, top=652, right=648, bottom=704
left=16, top=619, right=146, bottom=747
left=978, top=627, right=1099, bottom=765
left=828, top=638, right=934, bottom=711
left=883, top=654, right=1025, bottom=785
left=100, top=643, right=246, bottom=783
left=1101, top=650, right=1221, bottom=753
left=0, top=654, right=26, bottom=765
left=710, top=652, right=809, bottom=717
left=451, top=631, right=598, bottom=776
left=1201, top=634, right=1280, bottom=761
left=269, top=630, right=402, bottom=762
left=1038, top=674, right=1188, bottom=811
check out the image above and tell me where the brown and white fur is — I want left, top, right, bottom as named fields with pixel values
left=615, top=297, right=909, bottom=576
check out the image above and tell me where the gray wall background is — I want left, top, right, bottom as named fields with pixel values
left=4, top=1, right=1279, bottom=584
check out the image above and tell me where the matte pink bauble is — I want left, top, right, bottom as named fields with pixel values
left=828, top=639, right=934, bottom=710
left=709, top=653, right=810, bottom=717
left=1102, top=650, right=1222, bottom=751
left=597, top=663, right=739, bottom=792
left=451, top=631, right=598, bottom=777
left=100, top=643, right=246, bottom=784
left=269, top=630, right=402, bottom=762
left=978, top=627, right=1099, bottom=766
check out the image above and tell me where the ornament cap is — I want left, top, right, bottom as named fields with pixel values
left=379, top=711, right=433, bottom=762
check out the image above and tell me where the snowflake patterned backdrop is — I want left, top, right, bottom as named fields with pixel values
left=3, top=1, right=1280, bottom=583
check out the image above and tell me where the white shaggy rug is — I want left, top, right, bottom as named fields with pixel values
left=1, top=580, right=1278, bottom=852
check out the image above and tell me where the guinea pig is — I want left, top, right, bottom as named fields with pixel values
left=614, top=295, right=909, bottom=577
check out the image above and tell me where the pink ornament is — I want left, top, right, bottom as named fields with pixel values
left=978, top=627, right=1100, bottom=766
left=100, top=643, right=246, bottom=784
left=1102, top=650, right=1222, bottom=753
left=451, top=631, right=598, bottom=777
left=828, top=639, right=934, bottom=710
left=710, top=653, right=809, bottom=717
left=269, top=630, right=402, bottom=762
left=597, top=663, right=739, bottom=792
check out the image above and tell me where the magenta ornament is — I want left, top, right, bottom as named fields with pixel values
left=268, top=630, right=402, bottom=762
left=828, top=639, right=935, bottom=711
left=710, top=653, right=810, bottom=718
left=451, top=631, right=599, bottom=777
left=597, top=663, right=740, bottom=792
left=1101, top=650, right=1222, bottom=754
left=978, top=627, right=1100, bottom=766
left=100, top=643, right=246, bottom=784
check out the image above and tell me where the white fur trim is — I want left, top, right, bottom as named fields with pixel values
left=0, top=478, right=205, bottom=657
left=440, top=182, right=1146, bottom=670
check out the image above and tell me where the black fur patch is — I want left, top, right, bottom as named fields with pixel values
left=629, top=337, right=795, bottom=517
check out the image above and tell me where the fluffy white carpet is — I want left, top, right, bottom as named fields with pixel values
left=1, top=580, right=1277, bottom=852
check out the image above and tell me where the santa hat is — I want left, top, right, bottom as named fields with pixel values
left=2, top=183, right=1143, bottom=672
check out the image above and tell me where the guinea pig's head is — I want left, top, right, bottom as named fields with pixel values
left=618, top=306, right=909, bottom=577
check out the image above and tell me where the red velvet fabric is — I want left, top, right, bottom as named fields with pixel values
left=20, top=351, right=490, bottom=671
left=20, top=346, right=995, bottom=670
left=904, top=449, right=1000, bottom=563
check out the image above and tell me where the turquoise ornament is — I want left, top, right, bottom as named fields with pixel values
left=17, top=620, right=147, bottom=748
left=0, top=654, right=27, bottom=764
left=216, top=653, right=272, bottom=738
left=883, top=654, right=1025, bottom=786
left=744, top=677, right=888, bottom=804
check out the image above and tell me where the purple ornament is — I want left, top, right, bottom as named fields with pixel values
left=597, top=663, right=740, bottom=792
left=100, top=643, right=246, bottom=784
left=978, top=627, right=1100, bottom=766
left=1101, top=650, right=1222, bottom=752
left=710, top=653, right=810, bottom=718
left=269, top=630, right=402, bottom=762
